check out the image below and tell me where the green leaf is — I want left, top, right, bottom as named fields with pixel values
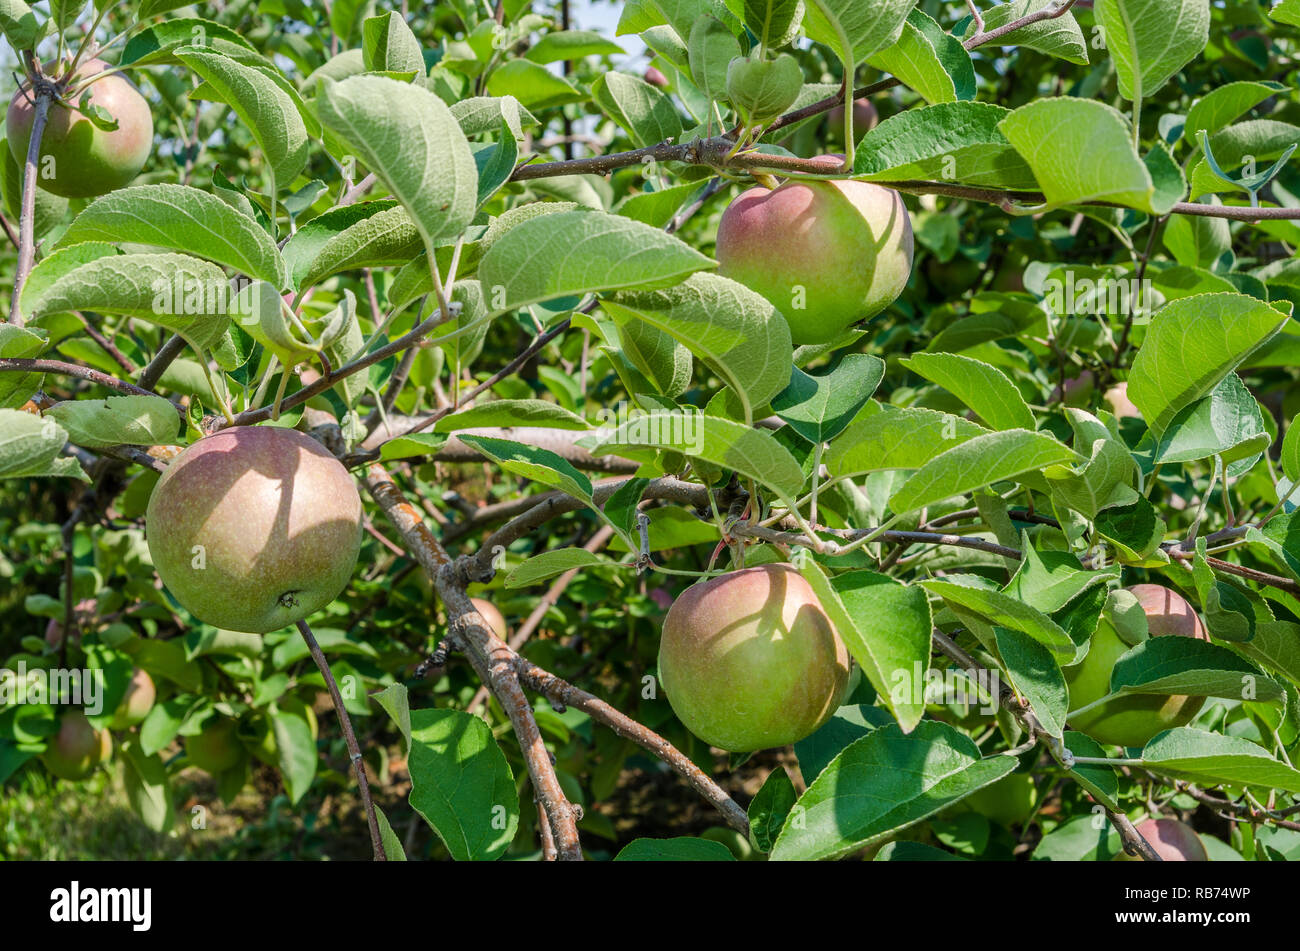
left=0, top=410, right=86, bottom=482
left=1184, top=81, right=1284, bottom=144
left=794, top=705, right=893, bottom=783
left=478, top=210, right=714, bottom=315
left=1271, top=0, right=1300, bottom=26
left=827, top=405, right=988, bottom=478
left=802, top=0, right=916, bottom=67
left=460, top=434, right=595, bottom=504
left=29, top=252, right=232, bottom=353
left=889, top=429, right=1079, bottom=515
left=1064, top=731, right=1120, bottom=811
left=868, top=9, right=974, bottom=105
left=269, top=706, right=317, bottom=805
left=795, top=562, right=932, bottom=732
left=922, top=575, right=1079, bottom=661
left=1127, top=293, right=1289, bottom=435
left=525, top=29, right=626, bottom=64
left=592, top=411, right=806, bottom=500
left=175, top=48, right=309, bottom=185
left=602, top=271, right=791, bottom=424
left=902, top=352, right=1034, bottom=432
left=591, top=72, right=683, bottom=148
left=734, top=0, right=803, bottom=48
left=44, top=395, right=180, bottom=449
left=121, top=738, right=175, bottom=833
left=0, top=324, right=46, bottom=409
left=407, top=708, right=519, bottom=860
left=0, top=0, right=40, bottom=51
left=748, top=766, right=797, bottom=852
left=1153, top=373, right=1269, bottom=469
left=1095, top=496, right=1167, bottom=563
left=374, top=805, right=408, bottom=860
left=687, top=17, right=739, bottom=102
left=362, top=10, right=425, bottom=75
left=853, top=102, right=1037, bottom=189
left=57, top=184, right=289, bottom=289
left=281, top=201, right=422, bottom=292
left=971, top=0, right=1088, bottom=64
left=999, top=99, right=1165, bottom=212
left=1005, top=540, right=1118, bottom=614
left=1111, top=636, right=1283, bottom=703
left=771, top=354, right=883, bottom=444
left=505, top=548, right=611, bottom=588
left=434, top=399, right=590, bottom=433
left=449, top=96, right=539, bottom=139
left=484, top=59, right=584, bottom=110
left=614, top=837, right=735, bottom=860
left=1096, top=0, right=1210, bottom=102
left=1141, top=727, right=1300, bottom=793
left=769, top=721, right=1017, bottom=862
left=318, top=75, right=479, bottom=248
left=122, top=19, right=263, bottom=67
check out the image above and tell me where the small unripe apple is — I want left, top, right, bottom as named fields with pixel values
left=41, top=709, right=109, bottom=781
left=1104, top=382, right=1141, bottom=420
left=109, top=668, right=156, bottom=730
left=960, top=773, right=1038, bottom=827
left=145, top=426, right=363, bottom=634
left=1066, top=585, right=1208, bottom=748
left=658, top=563, right=850, bottom=752
left=1115, top=817, right=1208, bottom=861
left=187, top=717, right=243, bottom=773
left=6, top=58, right=153, bottom=198
left=43, top=598, right=98, bottom=647
left=644, top=66, right=669, bottom=90
left=470, top=597, right=508, bottom=640
left=827, top=97, right=878, bottom=137
left=716, top=179, right=914, bottom=345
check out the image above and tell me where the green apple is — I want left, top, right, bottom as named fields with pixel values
left=6, top=58, right=153, bottom=199
left=716, top=178, right=914, bottom=345
left=1066, top=584, right=1208, bottom=748
left=41, top=709, right=109, bottom=781
left=961, top=773, right=1038, bottom=827
left=145, top=425, right=363, bottom=634
left=186, top=717, right=243, bottom=773
left=109, top=668, right=155, bottom=730
left=658, top=563, right=850, bottom=752
left=1115, top=817, right=1208, bottom=861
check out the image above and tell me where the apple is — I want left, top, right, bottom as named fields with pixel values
left=1066, top=584, right=1208, bottom=748
left=6, top=58, right=153, bottom=199
left=470, top=597, right=508, bottom=640
left=41, top=709, right=109, bottom=781
left=186, top=717, right=243, bottom=773
left=658, top=563, right=850, bottom=752
left=827, top=97, right=878, bottom=137
left=1054, top=371, right=1096, bottom=408
left=960, top=773, right=1038, bottom=827
left=43, top=598, right=98, bottom=647
left=1104, top=382, right=1142, bottom=420
left=1116, top=817, right=1208, bottom=861
left=145, top=425, right=363, bottom=634
left=716, top=178, right=914, bottom=345
left=644, top=66, right=669, bottom=90
left=109, top=668, right=156, bottom=730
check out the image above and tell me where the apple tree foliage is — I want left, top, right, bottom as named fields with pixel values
left=2, top=0, right=1300, bottom=862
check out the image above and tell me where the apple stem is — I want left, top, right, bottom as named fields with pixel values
left=296, top=619, right=387, bottom=861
